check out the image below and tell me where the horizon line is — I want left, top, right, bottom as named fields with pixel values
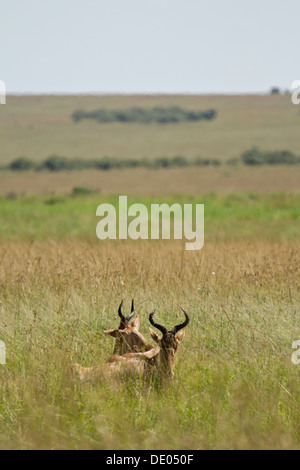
left=5, top=90, right=290, bottom=97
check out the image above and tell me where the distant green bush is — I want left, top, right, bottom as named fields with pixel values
left=44, top=155, right=69, bottom=171
left=116, top=159, right=141, bottom=169
left=6, top=148, right=300, bottom=174
left=44, top=196, right=66, bottom=205
left=241, top=147, right=265, bottom=165
left=264, top=150, right=299, bottom=165
left=195, top=157, right=221, bottom=166
left=241, top=147, right=300, bottom=165
left=5, top=192, right=18, bottom=200
left=72, top=186, right=98, bottom=196
left=9, top=157, right=35, bottom=171
left=153, top=157, right=173, bottom=169
left=71, top=107, right=218, bottom=124
left=270, top=87, right=281, bottom=95
left=71, top=109, right=86, bottom=123
left=94, top=157, right=118, bottom=171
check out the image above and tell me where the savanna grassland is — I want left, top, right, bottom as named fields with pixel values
left=0, top=94, right=300, bottom=450
left=1, top=165, right=300, bottom=197
left=1, top=93, right=300, bottom=164
left=0, top=193, right=299, bottom=450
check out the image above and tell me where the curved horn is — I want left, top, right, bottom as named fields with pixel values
left=149, top=309, right=168, bottom=335
left=118, top=299, right=135, bottom=325
left=118, top=300, right=126, bottom=323
left=170, top=308, right=190, bottom=335
left=125, top=299, right=135, bottom=322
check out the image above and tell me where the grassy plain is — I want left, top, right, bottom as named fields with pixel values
left=0, top=93, right=299, bottom=450
left=1, top=94, right=300, bottom=164
left=0, top=165, right=300, bottom=197
left=0, top=193, right=299, bottom=449
left=0, top=193, right=299, bottom=242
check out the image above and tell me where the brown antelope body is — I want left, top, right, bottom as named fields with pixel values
left=104, top=300, right=153, bottom=355
left=146, top=307, right=189, bottom=379
left=72, top=300, right=152, bottom=382
left=73, top=307, right=189, bottom=382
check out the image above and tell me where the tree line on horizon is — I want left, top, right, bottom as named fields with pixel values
left=71, top=106, right=217, bottom=124
left=3, top=148, right=300, bottom=173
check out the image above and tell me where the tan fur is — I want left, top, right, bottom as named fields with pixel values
left=72, top=305, right=189, bottom=382
left=71, top=350, right=158, bottom=382
left=104, top=316, right=153, bottom=355
left=72, top=327, right=186, bottom=382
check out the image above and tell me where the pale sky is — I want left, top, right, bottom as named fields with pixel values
left=0, top=0, right=299, bottom=94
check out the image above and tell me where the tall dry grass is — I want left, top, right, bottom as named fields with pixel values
left=0, top=240, right=299, bottom=449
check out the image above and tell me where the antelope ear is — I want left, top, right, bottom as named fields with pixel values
left=104, top=329, right=118, bottom=338
left=176, top=329, right=185, bottom=343
left=149, top=328, right=161, bottom=344
left=131, top=316, right=140, bottom=330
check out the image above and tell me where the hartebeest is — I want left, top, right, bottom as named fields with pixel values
left=147, top=307, right=189, bottom=378
left=121, top=308, right=190, bottom=379
left=72, top=307, right=189, bottom=382
left=104, top=300, right=153, bottom=355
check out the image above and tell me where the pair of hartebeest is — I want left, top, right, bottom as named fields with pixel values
left=73, top=300, right=190, bottom=382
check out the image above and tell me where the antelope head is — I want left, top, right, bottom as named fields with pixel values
left=148, top=307, right=189, bottom=379
left=104, top=300, right=152, bottom=355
